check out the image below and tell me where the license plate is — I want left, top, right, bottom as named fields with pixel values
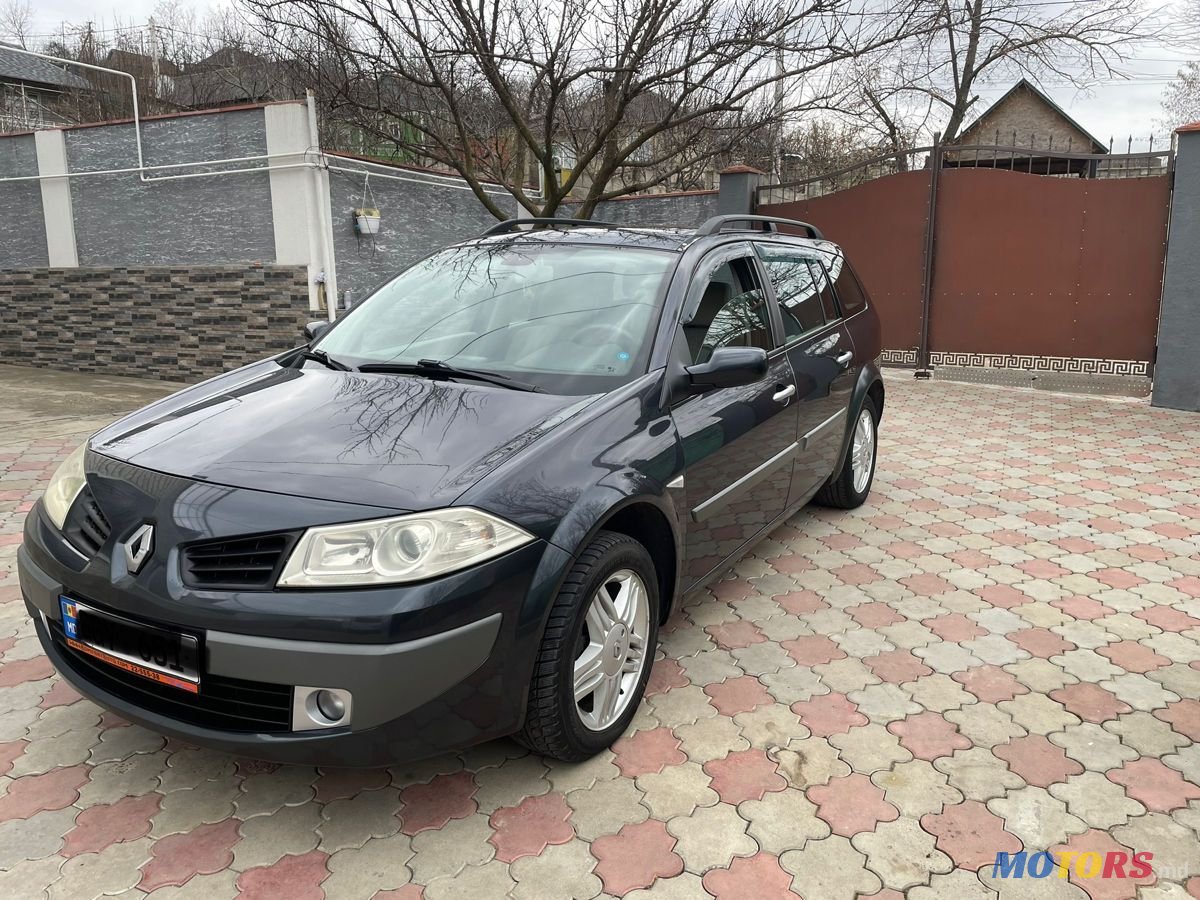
left=59, top=597, right=200, bottom=694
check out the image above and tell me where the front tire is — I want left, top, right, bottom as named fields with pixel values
left=814, top=395, right=879, bottom=509
left=518, top=530, right=659, bottom=762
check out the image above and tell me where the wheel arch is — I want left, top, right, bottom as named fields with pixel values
left=545, top=489, right=684, bottom=627
left=832, top=362, right=885, bottom=474
left=866, top=376, right=885, bottom=421
left=594, top=502, right=679, bottom=624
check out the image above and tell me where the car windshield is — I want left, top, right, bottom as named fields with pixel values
left=316, top=241, right=678, bottom=395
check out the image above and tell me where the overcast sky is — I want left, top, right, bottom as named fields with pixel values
left=24, top=0, right=1197, bottom=146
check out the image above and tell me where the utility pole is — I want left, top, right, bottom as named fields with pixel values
left=148, top=17, right=160, bottom=101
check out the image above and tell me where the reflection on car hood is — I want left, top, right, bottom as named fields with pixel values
left=91, top=360, right=597, bottom=510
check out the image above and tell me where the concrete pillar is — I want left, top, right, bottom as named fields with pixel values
left=34, top=129, right=78, bottom=267
left=264, top=102, right=312, bottom=266
left=717, top=165, right=767, bottom=216
left=264, top=101, right=325, bottom=312
left=1153, top=126, right=1200, bottom=411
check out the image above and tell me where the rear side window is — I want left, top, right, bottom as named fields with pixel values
left=757, top=246, right=826, bottom=341
left=833, top=259, right=869, bottom=316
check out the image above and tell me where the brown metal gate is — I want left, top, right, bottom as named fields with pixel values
left=758, top=144, right=1172, bottom=378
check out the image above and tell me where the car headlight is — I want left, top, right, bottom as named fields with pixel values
left=43, top=442, right=88, bottom=531
left=277, top=508, right=534, bottom=587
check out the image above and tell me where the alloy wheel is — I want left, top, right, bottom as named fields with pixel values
left=851, top=407, right=876, bottom=494
left=573, top=569, right=650, bottom=731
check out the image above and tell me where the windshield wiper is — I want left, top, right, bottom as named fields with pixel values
left=356, top=358, right=544, bottom=392
left=297, top=347, right=352, bottom=371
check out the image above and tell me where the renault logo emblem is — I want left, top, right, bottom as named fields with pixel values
left=123, top=524, right=154, bottom=574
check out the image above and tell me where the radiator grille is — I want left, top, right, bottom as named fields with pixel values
left=63, top=490, right=111, bottom=557
left=181, top=532, right=298, bottom=591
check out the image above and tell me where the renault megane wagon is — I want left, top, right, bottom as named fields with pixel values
left=19, top=214, right=884, bottom=765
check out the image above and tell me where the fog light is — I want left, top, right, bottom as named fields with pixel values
left=292, top=686, right=353, bottom=731
left=315, top=690, right=345, bottom=721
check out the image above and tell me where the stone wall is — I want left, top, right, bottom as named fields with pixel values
left=582, top=191, right=719, bottom=228
left=330, top=168, right=720, bottom=301
left=64, top=109, right=277, bottom=267
left=328, top=159, right=520, bottom=301
left=0, top=102, right=734, bottom=383
left=0, top=134, right=47, bottom=267
left=0, top=265, right=310, bottom=381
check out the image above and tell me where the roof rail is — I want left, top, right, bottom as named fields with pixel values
left=695, top=214, right=824, bottom=240
left=480, top=217, right=625, bottom=236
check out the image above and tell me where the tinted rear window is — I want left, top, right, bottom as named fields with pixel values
left=834, top=260, right=869, bottom=316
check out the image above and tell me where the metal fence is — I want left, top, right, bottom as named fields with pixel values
left=757, top=141, right=1173, bottom=381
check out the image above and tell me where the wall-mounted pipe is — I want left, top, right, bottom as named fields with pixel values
left=0, top=147, right=523, bottom=195
left=305, top=91, right=339, bottom=322
left=0, top=152, right=299, bottom=183
left=324, top=151, right=532, bottom=197
left=3, top=45, right=145, bottom=176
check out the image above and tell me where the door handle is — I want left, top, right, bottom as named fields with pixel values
left=773, top=384, right=796, bottom=402
left=835, top=351, right=854, bottom=369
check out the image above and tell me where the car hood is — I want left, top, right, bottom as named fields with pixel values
left=91, top=360, right=597, bottom=510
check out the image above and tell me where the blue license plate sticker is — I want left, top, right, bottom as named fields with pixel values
left=59, top=596, right=79, bottom=639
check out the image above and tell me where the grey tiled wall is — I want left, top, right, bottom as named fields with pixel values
left=64, top=109, right=276, bottom=267
left=0, top=134, right=48, bottom=267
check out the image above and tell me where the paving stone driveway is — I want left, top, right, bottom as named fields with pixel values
left=1, top=366, right=1199, bottom=899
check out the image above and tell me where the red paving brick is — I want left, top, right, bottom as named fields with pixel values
left=994, top=735, right=1084, bottom=787
left=808, top=772, right=899, bottom=836
left=921, top=800, right=1022, bottom=871
left=702, top=853, right=795, bottom=899
left=590, top=819, right=684, bottom=897
left=611, top=727, right=686, bottom=777
left=488, top=793, right=574, bottom=863
left=704, top=749, right=787, bottom=804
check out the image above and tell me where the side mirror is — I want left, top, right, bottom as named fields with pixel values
left=685, top=346, right=769, bottom=390
left=303, top=320, right=331, bottom=342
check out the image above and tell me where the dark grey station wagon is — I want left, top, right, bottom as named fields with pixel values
left=20, top=215, right=884, bottom=765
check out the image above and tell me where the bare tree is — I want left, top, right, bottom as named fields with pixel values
left=242, top=0, right=923, bottom=218
left=1160, top=1, right=1200, bottom=128
left=778, top=118, right=895, bottom=181
left=1162, top=61, right=1200, bottom=128
left=0, top=0, right=33, bottom=49
left=852, top=0, right=1159, bottom=144
left=828, top=59, right=937, bottom=169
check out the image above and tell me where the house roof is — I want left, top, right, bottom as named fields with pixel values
left=957, top=79, right=1108, bottom=154
left=0, top=43, right=92, bottom=91
left=168, top=48, right=279, bottom=108
left=103, top=48, right=182, bottom=78
left=190, top=48, right=268, bottom=72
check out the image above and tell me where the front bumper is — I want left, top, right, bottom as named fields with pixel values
left=20, top=488, right=572, bottom=766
